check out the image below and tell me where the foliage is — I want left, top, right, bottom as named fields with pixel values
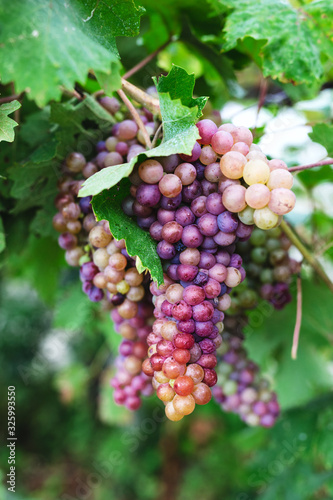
left=0, top=0, right=333, bottom=498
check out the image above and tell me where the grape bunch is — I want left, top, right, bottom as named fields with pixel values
left=233, top=226, right=301, bottom=311
left=51, top=93, right=296, bottom=425
left=213, top=329, right=280, bottom=428
left=124, top=150, right=253, bottom=420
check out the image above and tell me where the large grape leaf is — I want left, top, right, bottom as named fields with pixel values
left=0, top=100, right=21, bottom=142
left=92, top=180, right=164, bottom=285
left=79, top=66, right=203, bottom=196
left=309, top=123, right=333, bottom=157
left=212, top=0, right=328, bottom=85
left=0, top=0, right=144, bottom=106
left=153, top=64, right=208, bottom=141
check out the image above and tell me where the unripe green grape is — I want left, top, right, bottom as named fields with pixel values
left=260, top=268, right=274, bottom=283
left=250, top=228, right=266, bottom=246
left=266, top=238, right=281, bottom=252
left=238, top=206, right=254, bottom=225
left=251, top=247, right=268, bottom=264
left=253, top=207, right=280, bottom=230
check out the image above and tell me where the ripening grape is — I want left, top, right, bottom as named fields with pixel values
left=220, top=151, right=247, bottom=179
left=245, top=184, right=271, bottom=209
left=268, top=188, right=296, bottom=215
left=266, top=169, right=293, bottom=190
left=243, top=160, right=270, bottom=185
left=253, top=207, right=280, bottom=230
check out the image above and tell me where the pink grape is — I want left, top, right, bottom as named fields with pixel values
left=220, top=151, right=247, bottom=179
left=245, top=184, right=271, bottom=209
left=222, top=185, right=247, bottom=212
left=266, top=169, right=294, bottom=190
left=211, top=131, right=234, bottom=155
left=268, top=188, right=296, bottom=215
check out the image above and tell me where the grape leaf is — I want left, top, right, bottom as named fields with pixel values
left=153, top=64, right=208, bottom=141
left=213, top=0, right=324, bottom=85
left=0, top=0, right=144, bottom=106
left=0, top=100, right=21, bottom=142
left=79, top=66, right=203, bottom=196
left=91, top=179, right=164, bottom=285
left=309, top=123, right=333, bottom=157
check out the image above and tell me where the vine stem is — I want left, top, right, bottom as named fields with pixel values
left=0, top=92, right=24, bottom=104
left=291, top=276, right=302, bottom=360
left=121, top=78, right=161, bottom=117
left=117, top=88, right=152, bottom=149
left=123, top=38, right=172, bottom=80
left=289, top=158, right=333, bottom=172
left=280, top=219, right=333, bottom=293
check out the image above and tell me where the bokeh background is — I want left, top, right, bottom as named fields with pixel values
left=1, top=0, right=333, bottom=498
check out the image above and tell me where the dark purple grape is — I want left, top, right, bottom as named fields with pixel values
left=217, top=211, right=239, bottom=233
left=175, top=206, right=196, bottom=226
left=180, top=142, right=201, bottom=162
left=157, top=240, right=176, bottom=260
left=136, top=183, right=161, bottom=207
left=160, top=193, right=182, bottom=210
left=182, top=180, right=203, bottom=203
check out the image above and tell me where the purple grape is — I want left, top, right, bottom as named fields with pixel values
left=201, top=179, right=216, bottom=197
left=136, top=183, right=161, bottom=207
left=193, top=271, right=209, bottom=286
left=196, top=119, right=218, bottom=145
left=111, top=293, right=126, bottom=306
left=157, top=208, right=175, bottom=224
left=160, top=193, right=182, bottom=210
left=175, top=206, right=196, bottom=226
left=198, top=213, right=218, bottom=236
left=192, top=301, right=214, bottom=321
left=182, top=180, right=203, bottom=203
left=191, top=196, right=207, bottom=217
left=80, top=261, right=99, bottom=281
left=79, top=196, right=92, bottom=214
left=206, top=192, right=225, bottom=215
left=195, top=321, right=214, bottom=337
left=213, top=231, right=236, bottom=246
left=157, top=240, right=176, bottom=260
left=193, top=161, right=206, bottom=180
left=137, top=214, right=156, bottom=229
left=181, top=224, right=204, bottom=248
left=180, top=141, right=202, bottom=162
left=177, top=264, right=198, bottom=282
left=177, top=319, right=195, bottom=333
left=217, top=212, right=239, bottom=233
left=88, top=285, right=104, bottom=302
left=58, top=232, right=77, bottom=250
left=132, top=200, right=152, bottom=217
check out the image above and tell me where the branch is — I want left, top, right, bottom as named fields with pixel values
left=117, top=88, right=152, bottom=149
left=121, top=78, right=161, bottom=117
left=280, top=219, right=333, bottom=293
left=291, top=276, right=302, bottom=360
left=289, top=158, right=333, bottom=173
left=0, top=92, right=24, bottom=104
left=123, top=38, right=172, bottom=80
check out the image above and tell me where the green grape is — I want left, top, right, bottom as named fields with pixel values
left=266, top=238, right=281, bottom=252
left=260, top=268, right=274, bottom=283
left=251, top=228, right=267, bottom=246
left=238, top=289, right=258, bottom=308
left=223, top=380, right=238, bottom=396
left=266, top=227, right=282, bottom=238
left=247, top=262, right=262, bottom=277
left=269, top=249, right=287, bottom=266
left=238, top=205, right=255, bottom=225
left=251, top=247, right=268, bottom=264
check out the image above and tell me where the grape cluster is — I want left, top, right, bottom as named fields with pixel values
left=52, top=95, right=295, bottom=425
left=124, top=147, right=253, bottom=420
left=213, top=330, right=280, bottom=427
left=110, top=299, right=155, bottom=410
left=234, top=226, right=301, bottom=311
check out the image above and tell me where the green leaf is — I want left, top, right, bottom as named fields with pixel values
left=92, top=180, right=164, bottom=285
left=79, top=124, right=199, bottom=197
left=153, top=64, right=207, bottom=141
left=309, top=123, right=333, bottom=157
left=245, top=281, right=333, bottom=410
left=298, top=165, right=333, bottom=189
left=0, top=216, right=5, bottom=253
left=0, top=100, right=21, bottom=142
left=0, top=0, right=144, bottom=106
left=79, top=66, right=204, bottom=196
left=214, top=0, right=324, bottom=85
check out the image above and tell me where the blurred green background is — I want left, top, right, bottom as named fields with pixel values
left=1, top=0, right=333, bottom=498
